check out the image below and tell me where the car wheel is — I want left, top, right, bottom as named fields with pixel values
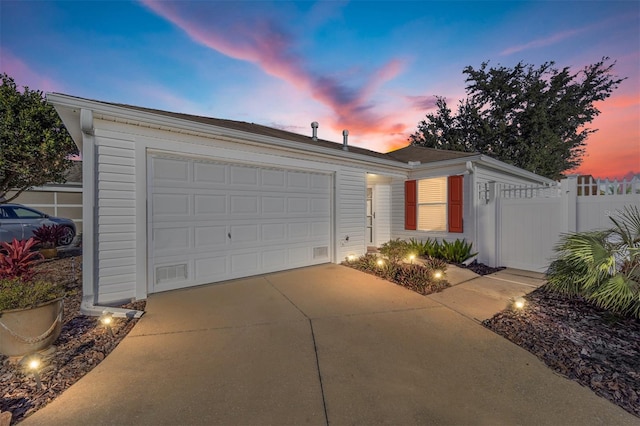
left=58, top=226, right=75, bottom=246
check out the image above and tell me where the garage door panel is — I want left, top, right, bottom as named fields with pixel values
left=149, top=155, right=332, bottom=293
left=193, top=162, right=227, bottom=184
left=194, top=194, right=227, bottom=214
left=194, top=226, right=228, bottom=248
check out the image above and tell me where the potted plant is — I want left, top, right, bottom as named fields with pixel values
left=32, top=223, right=65, bottom=259
left=0, top=238, right=65, bottom=357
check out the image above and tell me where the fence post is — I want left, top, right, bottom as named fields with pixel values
left=490, top=181, right=501, bottom=267
left=561, top=176, right=578, bottom=234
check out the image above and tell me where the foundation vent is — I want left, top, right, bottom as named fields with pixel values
left=156, top=264, right=187, bottom=284
left=313, top=246, right=329, bottom=259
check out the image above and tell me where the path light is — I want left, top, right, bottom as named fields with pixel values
left=100, top=312, right=114, bottom=337
left=514, top=297, right=526, bottom=310
left=376, top=259, right=385, bottom=267
left=347, top=254, right=356, bottom=262
left=408, top=254, right=416, bottom=263
left=21, top=354, right=43, bottom=390
left=433, top=270, right=443, bottom=280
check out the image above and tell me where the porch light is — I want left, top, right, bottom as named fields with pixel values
left=100, top=312, right=114, bottom=336
left=433, top=270, right=443, bottom=280
left=514, top=297, right=526, bottom=310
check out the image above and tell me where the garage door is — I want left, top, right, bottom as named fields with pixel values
left=148, top=155, right=332, bottom=293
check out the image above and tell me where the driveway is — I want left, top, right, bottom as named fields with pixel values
left=23, top=264, right=636, bottom=425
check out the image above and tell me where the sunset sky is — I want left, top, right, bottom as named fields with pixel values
left=1, top=1, right=638, bottom=179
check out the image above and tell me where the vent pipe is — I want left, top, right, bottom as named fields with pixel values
left=311, top=121, right=319, bottom=141
left=342, top=130, right=349, bottom=151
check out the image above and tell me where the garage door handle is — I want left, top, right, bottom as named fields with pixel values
left=228, top=232, right=231, bottom=239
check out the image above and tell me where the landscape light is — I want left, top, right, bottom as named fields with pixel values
left=514, top=297, right=526, bottom=310
left=347, top=254, right=356, bottom=262
left=22, top=354, right=43, bottom=390
left=100, top=312, right=114, bottom=336
left=376, top=259, right=385, bottom=267
left=408, top=254, right=416, bottom=263
left=433, top=271, right=443, bottom=280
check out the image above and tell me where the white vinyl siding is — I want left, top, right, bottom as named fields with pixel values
left=335, top=169, right=366, bottom=261
left=95, top=131, right=137, bottom=303
left=417, top=177, right=447, bottom=231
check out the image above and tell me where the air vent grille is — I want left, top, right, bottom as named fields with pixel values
left=313, top=246, right=329, bottom=259
left=156, top=264, right=187, bottom=284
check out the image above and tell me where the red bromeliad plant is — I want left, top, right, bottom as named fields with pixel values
left=33, top=224, right=65, bottom=249
left=0, top=238, right=44, bottom=281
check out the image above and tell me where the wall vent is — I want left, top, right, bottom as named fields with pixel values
left=156, top=264, right=188, bottom=284
left=313, top=246, right=329, bottom=259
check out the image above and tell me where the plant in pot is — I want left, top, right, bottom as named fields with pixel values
left=0, top=238, right=65, bottom=357
left=32, top=223, right=65, bottom=259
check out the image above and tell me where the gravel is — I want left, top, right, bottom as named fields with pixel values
left=0, top=254, right=145, bottom=424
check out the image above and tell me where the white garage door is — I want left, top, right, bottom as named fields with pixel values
left=148, top=155, right=332, bottom=293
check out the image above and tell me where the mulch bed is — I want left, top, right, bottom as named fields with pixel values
left=0, top=254, right=145, bottom=424
left=483, top=287, right=640, bottom=418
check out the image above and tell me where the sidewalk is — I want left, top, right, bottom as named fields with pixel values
left=428, top=265, right=546, bottom=322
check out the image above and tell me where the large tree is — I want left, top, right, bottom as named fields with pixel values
left=409, top=58, right=625, bottom=179
left=0, top=73, right=78, bottom=202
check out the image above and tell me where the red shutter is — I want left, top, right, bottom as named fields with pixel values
left=405, top=180, right=417, bottom=230
left=448, top=175, right=463, bottom=233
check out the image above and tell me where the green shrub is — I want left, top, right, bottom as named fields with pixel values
left=0, top=277, right=65, bottom=311
left=407, top=238, right=443, bottom=258
left=546, top=205, right=640, bottom=319
left=439, top=239, right=477, bottom=263
left=379, top=239, right=411, bottom=265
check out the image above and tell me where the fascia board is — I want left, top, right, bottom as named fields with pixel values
left=47, top=93, right=411, bottom=172
left=477, top=155, right=556, bottom=184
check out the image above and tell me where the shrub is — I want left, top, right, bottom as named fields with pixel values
left=379, top=239, right=411, bottom=265
left=0, top=238, right=43, bottom=280
left=0, top=277, right=65, bottom=311
left=33, top=223, right=65, bottom=249
left=546, top=206, right=640, bottom=319
left=394, top=263, right=450, bottom=295
left=439, top=239, right=477, bottom=263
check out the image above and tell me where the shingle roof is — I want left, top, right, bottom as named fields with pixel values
left=386, top=145, right=477, bottom=163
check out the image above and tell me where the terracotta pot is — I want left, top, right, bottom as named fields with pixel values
left=0, top=298, right=64, bottom=357
left=39, top=248, right=58, bottom=259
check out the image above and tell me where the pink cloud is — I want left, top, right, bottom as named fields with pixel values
left=141, top=1, right=410, bottom=147
left=0, top=47, right=63, bottom=93
left=501, top=28, right=585, bottom=56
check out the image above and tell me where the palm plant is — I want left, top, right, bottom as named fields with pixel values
left=546, top=206, right=640, bottom=318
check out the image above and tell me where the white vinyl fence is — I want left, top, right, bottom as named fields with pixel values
left=478, top=176, right=640, bottom=272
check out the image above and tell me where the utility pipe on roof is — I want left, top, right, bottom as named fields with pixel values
left=311, top=121, right=318, bottom=141
left=342, top=130, right=349, bottom=151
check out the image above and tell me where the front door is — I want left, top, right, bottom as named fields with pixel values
left=366, top=187, right=374, bottom=245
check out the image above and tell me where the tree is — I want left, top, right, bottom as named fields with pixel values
left=409, top=58, right=625, bottom=179
left=0, top=73, right=78, bottom=203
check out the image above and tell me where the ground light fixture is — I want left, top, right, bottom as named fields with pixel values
left=514, top=297, right=526, bottom=310
left=376, top=259, right=385, bottom=267
left=21, top=354, right=43, bottom=390
left=408, top=254, right=416, bottom=263
left=347, top=254, right=357, bottom=262
left=433, top=270, right=443, bottom=280
left=100, top=312, right=114, bottom=336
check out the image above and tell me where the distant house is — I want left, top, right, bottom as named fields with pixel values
left=5, top=161, right=83, bottom=233
left=49, top=93, right=553, bottom=307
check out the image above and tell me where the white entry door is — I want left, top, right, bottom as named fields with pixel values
left=148, top=155, right=332, bottom=293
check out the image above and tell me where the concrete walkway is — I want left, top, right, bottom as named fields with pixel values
left=23, top=264, right=637, bottom=425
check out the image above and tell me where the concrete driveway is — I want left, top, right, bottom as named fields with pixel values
left=23, top=264, right=637, bottom=425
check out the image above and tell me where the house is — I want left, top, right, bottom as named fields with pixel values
left=48, top=93, right=554, bottom=312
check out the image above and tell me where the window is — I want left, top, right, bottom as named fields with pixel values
left=405, top=175, right=463, bottom=233
left=417, top=177, right=447, bottom=231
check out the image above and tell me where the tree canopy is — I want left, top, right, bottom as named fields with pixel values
left=0, top=73, right=78, bottom=203
left=409, top=58, right=625, bottom=180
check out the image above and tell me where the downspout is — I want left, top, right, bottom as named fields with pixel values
left=78, top=108, right=143, bottom=319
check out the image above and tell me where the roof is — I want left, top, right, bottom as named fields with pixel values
left=386, top=145, right=476, bottom=164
